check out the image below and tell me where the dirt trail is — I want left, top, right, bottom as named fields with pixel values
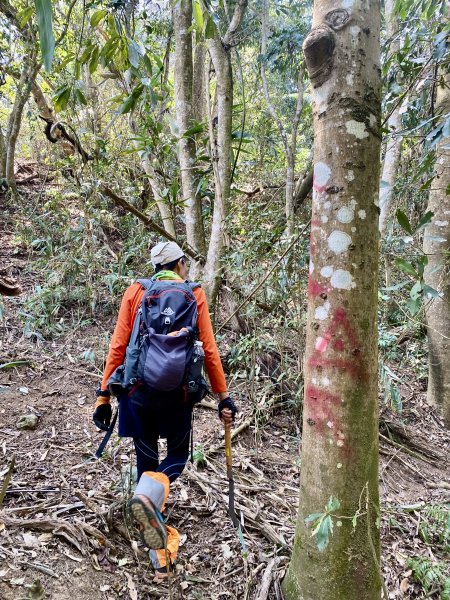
left=1, top=208, right=449, bottom=599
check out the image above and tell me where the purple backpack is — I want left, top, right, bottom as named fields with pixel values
left=108, top=278, right=201, bottom=393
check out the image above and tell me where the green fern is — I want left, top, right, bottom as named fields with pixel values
left=419, top=504, right=450, bottom=551
left=442, top=577, right=450, bottom=600
left=408, top=557, right=444, bottom=593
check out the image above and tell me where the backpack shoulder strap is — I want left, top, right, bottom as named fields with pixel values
left=137, top=278, right=155, bottom=290
left=187, top=280, right=201, bottom=291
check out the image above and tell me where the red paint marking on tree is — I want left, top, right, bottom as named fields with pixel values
left=305, top=384, right=342, bottom=436
left=309, top=308, right=366, bottom=380
left=308, top=275, right=327, bottom=297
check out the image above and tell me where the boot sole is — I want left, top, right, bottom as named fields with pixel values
left=128, top=495, right=167, bottom=549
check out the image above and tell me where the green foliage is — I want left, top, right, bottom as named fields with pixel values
left=34, top=0, right=55, bottom=72
left=305, top=496, right=341, bottom=552
left=408, top=556, right=450, bottom=596
left=419, top=504, right=450, bottom=552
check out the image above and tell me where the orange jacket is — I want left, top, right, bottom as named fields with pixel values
left=98, top=278, right=227, bottom=404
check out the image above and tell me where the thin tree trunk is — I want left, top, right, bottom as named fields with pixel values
left=283, top=2, right=382, bottom=599
left=174, top=0, right=206, bottom=280
left=423, top=70, right=450, bottom=427
left=0, top=125, right=6, bottom=178
left=193, top=41, right=206, bottom=123
left=202, top=0, right=247, bottom=304
left=379, top=0, right=402, bottom=234
left=260, top=0, right=304, bottom=236
left=5, top=57, right=38, bottom=194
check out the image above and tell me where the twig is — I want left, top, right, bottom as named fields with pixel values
left=255, top=557, right=284, bottom=600
left=100, top=185, right=205, bottom=263
left=0, top=455, right=15, bottom=506
left=217, top=220, right=311, bottom=333
left=19, top=560, right=59, bottom=579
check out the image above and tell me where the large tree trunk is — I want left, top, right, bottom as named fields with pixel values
left=174, top=0, right=206, bottom=280
left=424, top=70, right=450, bottom=427
left=283, top=3, right=382, bottom=600
left=378, top=0, right=402, bottom=235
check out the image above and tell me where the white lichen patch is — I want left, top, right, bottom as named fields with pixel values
left=337, top=463, right=343, bottom=469
left=309, top=261, right=314, bottom=274
left=315, top=301, right=331, bottom=321
left=435, top=220, right=449, bottom=227
left=327, top=421, right=334, bottom=429
left=346, top=74, right=354, bottom=86
left=324, top=201, right=331, bottom=210
left=358, top=209, right=366, bottom=219
left=336, top=440, right=345, bottom=447
left=314, top=162, right=331, bottom=190
left=330, top=269, right=356, bottom=289
left=314, top=78, right=333, bottom=115
left=337, top=205, right=354, bottom=223
left=350, top=25, right=360, bottom=37
left=346, top=120, right=369, bottom=139
left=346, top=170, right=354, bottom=181
left=328, top=231, right=352, bottom=254
left=320, top=265, right=334, bottom=278
left=341, top=0, right=354, bottom=7
left=321, top=377, right=330, bottom=386
left=351, top=227, right=356, bottom=232
left=321, top=215, right=329, bottom=223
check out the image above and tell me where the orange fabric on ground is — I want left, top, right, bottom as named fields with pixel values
left=97, top=277, right=227, bottom=406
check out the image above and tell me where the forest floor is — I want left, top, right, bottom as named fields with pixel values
left=1, top=195, right=450, bottom=600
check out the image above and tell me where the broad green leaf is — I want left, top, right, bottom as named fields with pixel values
left=18, top=6, right=34, bottom=28
left=52, top=85, right=71, bottom=112
left=0, top=360, right=32, bottom=370
left=80, top=44, right=94, bottom=65
left=407, top=296, right=421, bottom=316
left=204, top=15, right=215, bottom=39
left=89, top=46, right=100, bottom=74
left=304, top=512, right=325, bottom=524
left=128, top=40, right=142, bottom=68
left=75, top=88, right=88, bottom=106
left=90, top=9, right=108, bottom=27
left=316, top=516, right=333, bottom=552
left=410, top=281, right=422, bottom=300
left=417, top=254, right=428, bottom=278
left=118, top=85, right=143, bottom=114
left=396, top=209, right=412, bottom=234
left=326, top=496, right=340, bottom=513
left=416, top=211, right=434, bottom=232
left=182, top=123, right=206, bottom=137
left=395, top=258, right=417, bottom=277
left=422, top=285, right=441, bottom=298
left=34, top=0, right=55, bottom=73
left=143, top=54, right=152, bottom=75
left=193, top=0, right=204, bottom=31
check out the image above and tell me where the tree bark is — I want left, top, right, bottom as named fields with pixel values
left=174, top=0, right=206, bottom=280
left=0, top=125, right=6, bottom=178
left=202, top=0, right=248, bottom=304
left=423, top=70, right=450, bottom=427
left=378, top=0, right=402, bottom=235
left=5, top=57, right=39, bottom=194
left=260, top=0, right=304, bottom=237
left=283, top=3, right=382, bottom=600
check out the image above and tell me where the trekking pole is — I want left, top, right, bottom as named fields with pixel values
left=224, top=423, right=247, bottom=555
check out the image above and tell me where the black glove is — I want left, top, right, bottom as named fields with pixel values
left=218, top=397, right=237, bottom=421
left=93, top=403, right=112, bottom=431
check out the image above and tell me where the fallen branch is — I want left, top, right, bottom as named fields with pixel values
left=255, top=556, right=284, bottom=600
left=100, top=185, right=205, bottom=264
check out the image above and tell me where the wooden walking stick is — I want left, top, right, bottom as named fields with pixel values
left=224, top=421, right=240, bottom=529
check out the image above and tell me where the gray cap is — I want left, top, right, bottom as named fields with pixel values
left=150, top=241, right=184, bottom=267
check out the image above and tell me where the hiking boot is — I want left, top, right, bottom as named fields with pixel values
left=128, top=494, right=167, bottom=549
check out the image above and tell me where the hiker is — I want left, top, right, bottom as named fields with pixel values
left=93, top=241, right=237, bottom=580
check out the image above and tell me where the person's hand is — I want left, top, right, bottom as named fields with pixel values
left=218, top=397, right=237, bottom=424
left=93, top=403, right=112, bottom=431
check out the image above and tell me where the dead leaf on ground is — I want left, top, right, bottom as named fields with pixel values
left=124, top=572, right=138, bottom=600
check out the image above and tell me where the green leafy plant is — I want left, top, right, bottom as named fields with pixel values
left=419, top=504, right=450, bottom=552
left=305, top=496, right=341, bottom=551
left=408, top=556, right=450, bottom=598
